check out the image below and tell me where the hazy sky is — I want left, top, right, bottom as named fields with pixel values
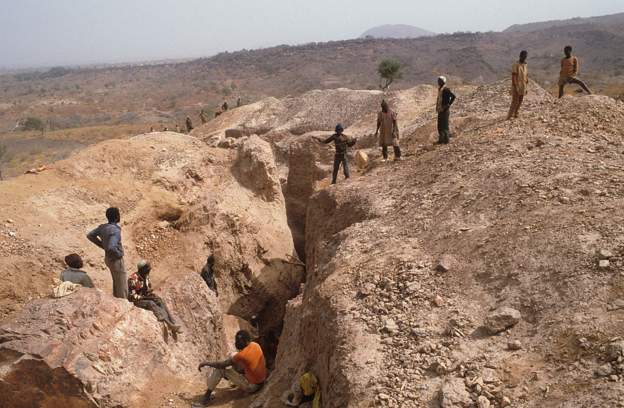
left=1, top=0, right=622, bottom=68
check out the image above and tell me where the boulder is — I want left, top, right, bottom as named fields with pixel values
left=233, top=135, right=282, bottom=202
left=225, top=128, right=245, bottom=139
left=478, top=396, right=491, bottom=408
left=355, top=150, right=369, bottom=169
left=0, top=273, right=226, bottom=408
left=606, top=340, right=624, bottom=362
left=484, top=307, right=521, bottom=334
left=440, top=378, right=472, bottom=407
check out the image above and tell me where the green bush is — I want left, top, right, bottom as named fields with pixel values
left=22, top=117, right=45, bottom=131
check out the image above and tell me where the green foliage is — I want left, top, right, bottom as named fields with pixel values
left=22, top=117, right=45, bottom=132
left=378, top=59, right=404, bottom=90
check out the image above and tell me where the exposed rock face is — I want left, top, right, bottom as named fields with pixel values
left=0, top=273, right=225, bottom=408
left=440, top=378, right=472, bottom=408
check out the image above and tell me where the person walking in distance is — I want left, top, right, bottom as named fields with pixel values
left=558, top=45, right=591, bottom=98
left=436, top=76, right=456, bottom=144
left=507, top=50, right=529, bottom=120
left=87, top=207, right=128, bottom=299
left=186, top=116, right=194, bottom=133
left=317, top=124, right=357, bottom=185
left=375, top=100, right=401, bottom=162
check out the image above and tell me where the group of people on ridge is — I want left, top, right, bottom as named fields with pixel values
left=322, top=45, right=591, bottom=184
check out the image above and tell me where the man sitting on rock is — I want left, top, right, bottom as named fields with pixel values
left=60, top=253, right=95, bottom=288
left=198, top=330, right=267, bottom=405
left=128, top=260, right=181, bottom=334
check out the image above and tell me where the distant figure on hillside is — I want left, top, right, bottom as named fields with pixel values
left=436, top=76, right=456, bottom=144
left=222, top=101, right=229, bottom=111
left=317, top=124, right=357, bottom=185
left=237, top=97, right=242, bottom=107
left=375, top=100, right=401, bottom=162
left=558, top=45, right=592, bottom=98
left=129, top=260, right=181, bottom=334
left=60, top=253, right=95, bottom=288
left=200, top=109, right=209, bottom=124
left=507, top=50, right=529, bottom=120
left=87, top=207, right=127, bottom=299
left=163, top=126, right=169, bottom=131
left=200, top=255, right=217, bottom=294
left=198, top=330, right=267, bottom=405
left=149, top=126, right=155, bottom=132
left=215, top=107, right=223, bottom=118
left=175, top=124, right=181, bottom=133
left=186, top=116, right=194, bottom=133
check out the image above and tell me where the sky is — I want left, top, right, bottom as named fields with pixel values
left=0, top=0, right=623, bottom=68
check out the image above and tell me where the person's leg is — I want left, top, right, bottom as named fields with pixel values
left=437, top=113, right=444, bottom=143
left=106, top=257, right=128, bottom=299
left=393, top=145, right=402, bottom=160
left=558, top=82, right=566, bottom=98
left=343, top=156, right=350, bottom=179
left=507, top=91, right=519, bottom=119
left=381, top=145, right=389, bottom=160
left=514, top=95, right=525, bottom=118
left=441, top=110, right=450, bottom=144
left=203, top=368, right=226, bottom=403
left=569, top=77, right=592, bottom=94
left=223, top=369, right=261, bottom=393
left=331, top=156, right=340, bottom=184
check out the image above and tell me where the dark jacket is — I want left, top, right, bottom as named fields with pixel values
left=323, top=133, right=356, bottom=156
left=87, top=223, right=124, bottom=260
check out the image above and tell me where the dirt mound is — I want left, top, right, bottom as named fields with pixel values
left=0, top=273, right=225, bottom=408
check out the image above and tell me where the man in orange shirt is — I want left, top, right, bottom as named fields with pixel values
left=198, top=330, right=267, bottom=405
left=558, top=45, right=591, bottom=98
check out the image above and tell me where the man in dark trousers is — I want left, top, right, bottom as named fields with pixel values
left=87, top=207, right=127, bottom=299
left=317, top=124, right=357, bottom=185
left=128, top=260, right=181, bottom=334
left=186, top=116, right=194, bottom=133
left=558, top=45, right=592, bottom=98
left=436, top=76, right=456, bottom=144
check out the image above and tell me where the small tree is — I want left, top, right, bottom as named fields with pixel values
left=378, top=59, right=403, bottom=90
left=21, top=117, right=45, bottom=132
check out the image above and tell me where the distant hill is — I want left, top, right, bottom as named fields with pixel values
left=505, top=12, right=624, bottom=33
left=360, top=24, right=435, bottom=39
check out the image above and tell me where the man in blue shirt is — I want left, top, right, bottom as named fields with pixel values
left=87, top=207, right=128, bottom=299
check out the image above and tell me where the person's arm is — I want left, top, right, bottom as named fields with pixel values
left=106, top=229, right=123, bottom=259
left=392, top=113, right=399, bottom=138
left=198, top=357, right=233, bottom=371
left=347, top=136, right=357, bottom=147
left=573, top=57, right=579, bottom=76
left=86, top=227, right=103, bottom=249
left=511, top=72, right=518, bottom=90
left=321, top=135, right=334, bottom=144
left=375, top=113, right=381, bottom=136
left=447, top=90, right=457, bottom=107
left=128, top=276, right=141, bottom=301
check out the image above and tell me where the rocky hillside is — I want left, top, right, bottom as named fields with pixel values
left=2, top=78, right=624, bottom=407
left=505, top=12, right=624, bottom=33
left=360, top=24, right=435, bottom=39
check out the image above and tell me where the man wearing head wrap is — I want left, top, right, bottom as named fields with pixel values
left=60, top=253, right=95, bottom=288
left=436, top=76, right=456, bottom=144
left=128, top=260, right=181, bottom=334
left=375, top=100, right=401, bottom=162
left=317, top=124, right=357, bottom=184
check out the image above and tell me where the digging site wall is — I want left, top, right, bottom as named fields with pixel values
left=0, top=132, right=303, bottom=406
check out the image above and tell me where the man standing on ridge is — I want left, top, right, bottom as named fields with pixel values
left=436, top=76, right=456, bottom=144
left=375, top=100, right=401, bottom=162
left=558, top=45, right=591, bottom=98
left=87, top=207, right=128, bottom=299
left=507, top=50, right=529, bottom=120
left=186, top=116, right=194, bottom=133
left=317, top=124, right=357, bottom=185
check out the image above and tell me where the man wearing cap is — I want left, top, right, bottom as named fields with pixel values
left=128, top=260, right=181, bottom=334
left=60, top=253, right=95, bottom=288
left=436, top=76, right=456, bottom=144
left=317, top=124, right=357, bottom=184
